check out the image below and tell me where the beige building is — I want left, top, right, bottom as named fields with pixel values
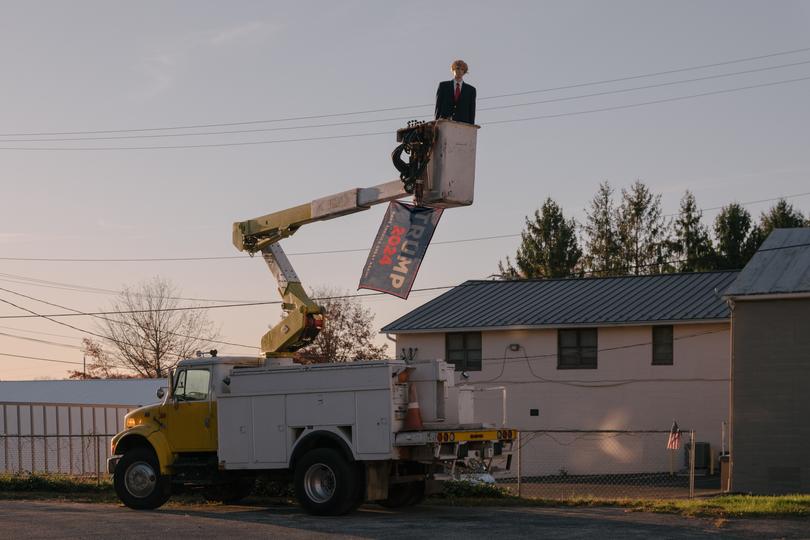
left=724, top=228, right=810, bottom=494
left=383, top=271, right=738, bottom=476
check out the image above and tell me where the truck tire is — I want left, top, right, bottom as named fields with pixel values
left=379, top=481, right=425, bottom=508
left=113, top=447, right=171, bottom=510
left=294, top=448, right=359, bottom=516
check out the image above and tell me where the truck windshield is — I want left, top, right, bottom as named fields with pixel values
left=173, top=369, right=210, bottom=402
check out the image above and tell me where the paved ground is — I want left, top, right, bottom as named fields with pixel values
left=0, top=500, right=808, bottom=539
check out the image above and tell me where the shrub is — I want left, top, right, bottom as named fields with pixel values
left=441, top=480, right=512, bottom=499
left=252, top=476, right=294, bottom=498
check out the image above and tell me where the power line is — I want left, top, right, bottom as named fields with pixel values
left=0, top=330, right=85, bottom=351
left=2, top=44, right=809, bottom=137
left=0, top=272, right=258, bottom=304
left=0, top=352, right=83, bottom=366
left=7, top=58, right=810, bottom=144
left=1, top=184, right=808, bottom=265
left=663, top=191, right=810, bottom=218
left=0, top=292, right=127, bottom=349
left=484, top=74, right=810, bottom=126
left=0, top=233, right=519, bottom=262
left=0, top=284, right=456, bottom=320
left=0, top=324, right=83, bottom=341
left=0, top=286, right=259, bottom=349
left=468, top=329, right=730, bottom=387
left=2, top=74, right=810, bottom=151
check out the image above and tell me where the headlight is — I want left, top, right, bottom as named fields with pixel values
left=125, top=416, right=139, bottom=428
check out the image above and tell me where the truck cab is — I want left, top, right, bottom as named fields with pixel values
left=108, top=355, right=261, bottom=509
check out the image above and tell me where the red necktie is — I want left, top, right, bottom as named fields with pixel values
left=454, top=82, right=461, bottom=102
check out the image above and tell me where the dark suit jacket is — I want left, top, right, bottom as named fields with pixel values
left=435, top=80, right=476, bottom=124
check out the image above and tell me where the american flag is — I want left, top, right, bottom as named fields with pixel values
left=667, top=421, right=681, bottom=450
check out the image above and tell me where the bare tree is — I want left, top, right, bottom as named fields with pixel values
left=67, top=338, right=135, bottom=379
left=296, top=287, right=388, bottom=363
left=95, top=277, right=219, bottom=377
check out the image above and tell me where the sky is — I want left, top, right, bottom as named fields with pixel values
left=1, top=1, right=809, bottom=380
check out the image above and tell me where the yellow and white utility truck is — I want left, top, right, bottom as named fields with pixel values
left=107, top=121, right=516, bottom=515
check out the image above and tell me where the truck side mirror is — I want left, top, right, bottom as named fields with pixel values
left=157, top=387, right=166, bottom=399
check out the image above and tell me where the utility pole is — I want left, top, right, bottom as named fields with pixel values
left=83, top=354, right=86, bottom=379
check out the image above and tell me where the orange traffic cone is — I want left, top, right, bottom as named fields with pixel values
left=403, top=382, right=423, bottom=431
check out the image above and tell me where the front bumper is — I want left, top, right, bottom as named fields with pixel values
left=107, top=455, right=121, bottom=475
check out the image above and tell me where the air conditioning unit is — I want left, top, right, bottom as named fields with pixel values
left=685, top=442, right=711, bottom=470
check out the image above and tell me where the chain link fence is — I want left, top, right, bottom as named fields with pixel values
left=0, top=434, right=114, bottom=479
left=493, top=430, right=722, bottom=500
left=2, top=402, right=724, bottom=501
left=1, top=402, right=131, bottom=481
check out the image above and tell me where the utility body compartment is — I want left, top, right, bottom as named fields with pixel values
left=218, top=361, right=396, bottom=468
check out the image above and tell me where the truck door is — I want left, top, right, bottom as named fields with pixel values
left=163, top=367, right=217, bottom=452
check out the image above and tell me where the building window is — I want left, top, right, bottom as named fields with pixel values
left=652, top=325, right=674, bottom=365
left=446, top=332, right=482, bottom=371
left=557, top=329, right=597, bottom=369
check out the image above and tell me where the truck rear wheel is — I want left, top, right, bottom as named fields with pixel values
left=294, top=448, right=359, bottom=516
left=113, top=447, right=171, bottom=510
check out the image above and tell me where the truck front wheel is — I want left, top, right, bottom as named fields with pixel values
left=294, top=448, right=359, bottom=516
left=113, top=447, right=171, bottom=510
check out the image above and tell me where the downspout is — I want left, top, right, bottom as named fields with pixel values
left=726, top=297, right=735, bottom=492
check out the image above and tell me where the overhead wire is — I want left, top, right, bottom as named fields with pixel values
left=0, top=352, right=83, bottom=366
left=1, top=188, right=809, bottom=265
left=0, top=330, right=85, bottom=351
left=0, top=285, right=258, bottom=350
left=2, top=74, right=810, bottom=151
left=484, top=74, right=810, bottom=126
left=2, top=44, right=810, bottom=137
left=5, top=58, right=810, bottom=144
left=0, top=324, right=84, bottom=341
left=0, top=241, right=804, bottom=325
left=0, top=284, right=459, bottom=319
left=0, top=233, right=519, bottom=262
left=463, top=328, right=731, bottom=387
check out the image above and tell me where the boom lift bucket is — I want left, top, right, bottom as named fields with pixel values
left=393, top=119, right=478, bottom=208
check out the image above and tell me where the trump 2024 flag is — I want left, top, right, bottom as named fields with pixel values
left=358, top=201, right=443, bottom=299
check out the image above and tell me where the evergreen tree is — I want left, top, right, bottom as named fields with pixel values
left=714, top=203, right=758, bottom=269
left=499, top=198, right=581, bottom=278
left=581, top=181, right=623, bottom=276
left=616, top=180, right=673, bottom=275
left=759, top=198, right=806, bottom=236
left=745, top=198, right=806, bottom=254
left=672, top=191, right=715, bottom=272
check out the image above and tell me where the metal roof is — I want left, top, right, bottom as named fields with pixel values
left=382, top=271, right=738, bottom=333
left=724, top=228, right=810, bottom=298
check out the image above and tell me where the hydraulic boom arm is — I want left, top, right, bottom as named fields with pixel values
left=233, top=180, right=410, bottom=356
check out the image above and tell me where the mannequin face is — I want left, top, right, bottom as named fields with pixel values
left=452, top=67, right=466, bottom=81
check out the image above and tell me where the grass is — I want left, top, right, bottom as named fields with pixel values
left=434, top=494, right=810, bottom=518
left=2, top=474, right=809, bottom=518
left=0, top=472, right=111, bottom=493
left=625, top=494, right=810, bottom=518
